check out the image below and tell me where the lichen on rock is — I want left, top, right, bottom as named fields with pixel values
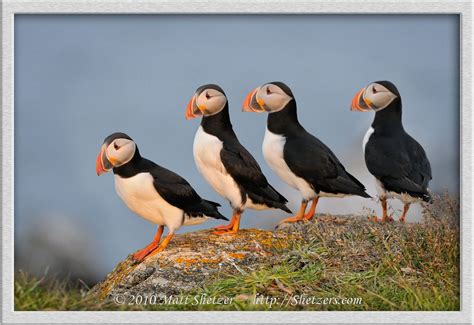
left=89, top=227, right=290, bottom=301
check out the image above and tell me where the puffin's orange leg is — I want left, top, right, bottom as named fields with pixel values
left=278, top=201, right=308, bottom=225
left=381, top=197, right=394, bottom=222
left=147, top=232, right=175, bottom=257
left=213, top=213, right=238, bottom=231
left=132, top=225, right=164, bottom=261
left=399, top=203, right=410, bottom=223
left=213, top=211, right=241, bottom=235
left=303, top=198, right=319, bottom=221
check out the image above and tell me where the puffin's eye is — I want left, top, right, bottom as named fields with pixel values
left=114, top=143, right=120, bottom=150
left=372, top=86, right=378, bottom=94
left=205, top=92, right=211, bottom=100
left=266, top=88, right=271, bottom=95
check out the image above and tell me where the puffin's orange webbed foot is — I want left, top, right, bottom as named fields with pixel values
left=132, top=225, right=164, bottom=262
left=132, top=244, right=159, bottom=261
left=212, top=229, right=239, bottom=235
left=146, top=233, right=175, bottom=259
left=277, top=201, right=309, bottom=226
left=277, top=215, right=304, bottom=225
left=213, top=223, right=234, bottom=231
left=213, top=212, right=241, bottom=236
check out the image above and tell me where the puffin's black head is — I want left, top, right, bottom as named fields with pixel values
left=96, top=132, right=137, bottom=175
left=185, top=84, right=228, bottom=120
left=351, top=80, right=400, bottom=112
left=242, top=81, right=294, bottom=114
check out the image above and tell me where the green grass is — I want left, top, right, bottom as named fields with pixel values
left=15, top=193, right=459, bottom=311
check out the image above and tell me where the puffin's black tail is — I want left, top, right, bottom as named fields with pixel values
left=263, top=199, right=292, bottom=214
left=320, top=173, right=371, bottom=198
left=409, top=191, right=432, bottom=203
left=344, top=172, right=371, bottom=198
left=200, top=199, right=228, bottom=220
left=278, top=204, right=292, bottom=214
left=357, top=190, right=372, bottom=198
left=266, top=184, right=292, bottom=213
left=247, top=184, right=293, bottom=214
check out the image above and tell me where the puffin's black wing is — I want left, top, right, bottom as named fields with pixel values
left=145, top=161, right=227, bottom=220
left=220, top=142, right=291, bottom=212
left=284, top=133, right=370, bottom=197
left=365, top=132, right=432, bottom=202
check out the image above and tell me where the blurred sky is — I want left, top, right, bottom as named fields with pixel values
left=14, top=15, right=459, bottom=283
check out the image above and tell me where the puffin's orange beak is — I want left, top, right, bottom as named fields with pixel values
left=96, top=145, right=114, bottom=176
left=242, top=87, right=263, bottom=113
left=351, top=87, right=371, bottom=112
left=96, top=146, right=106, bottom=175
left=185, top=96, right=202, bottom=120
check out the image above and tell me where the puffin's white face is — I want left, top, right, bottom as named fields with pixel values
left=186, top=87, right=227, bottom=119
left=105, top=138, right=136, bottom=167
left=351, top=82, right=398, bottom=112
left=196, top=88, right=227, bottom=116
left=96, top=137, right=136, bottom=175
left=256, top=84, right=293, bottom=113
left=363, top=83, right=398, bottom=111
left=242, top=83, right=293, bottom=113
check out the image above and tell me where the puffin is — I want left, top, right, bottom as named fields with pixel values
left=96, top=132, right=227, bottom=261
left=351, top=80, right=432, bottom=222
left=242, top=81, right=370, bottom=225
left=185, top=84, right=291, bottom=234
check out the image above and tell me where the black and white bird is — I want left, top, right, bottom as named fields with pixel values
left=96, top=132, right=227, bottom=261
left=243, top=81, right=370, bottom=224
left=351, top=80, right=432, bottom=222
left=185, top=84, right=291, bottom=234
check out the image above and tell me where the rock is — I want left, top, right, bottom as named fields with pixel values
left=89, top=227, right=292, bottom=301
left=88, top=214, right=421, bottom=302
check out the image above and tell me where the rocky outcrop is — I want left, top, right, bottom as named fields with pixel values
left=89, top=226, right=294, bottom=301
left=89, top=208, right=451, bottom=303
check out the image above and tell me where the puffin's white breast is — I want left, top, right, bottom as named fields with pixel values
left=193, top=126, right=243, bottom=209
left=262, top=128, right=316, bottom=201
left=114, top=173, right=185, bottom=232
left=362, top=126, right=374, bottom=154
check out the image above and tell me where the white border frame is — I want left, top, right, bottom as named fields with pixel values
left=1, top=1, right=471, bottom=324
